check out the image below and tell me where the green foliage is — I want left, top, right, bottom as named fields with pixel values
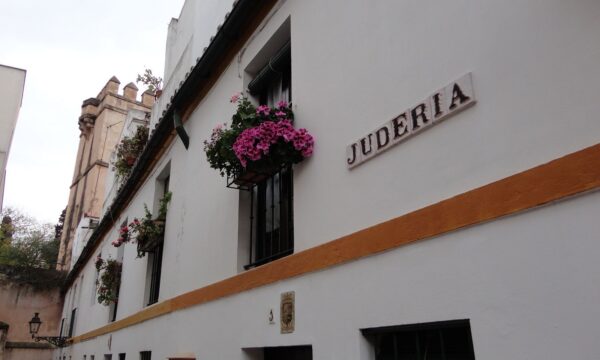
left=114, top=125, right=149, bottom=182
left=0, top=207, right=59, bottom=269
left=0, top=264, right=65, bottom=291
left=54, top=207, right=66, bottom=240
left=157, top=191, right=172, bottom=220
left=95, top=256, right=122, bottom=305
left=136, top=68, right=162, bottom=94
left=203, top=95, right=300, bottom=179
left=114, top=191, right=172, bottom=258
left=203, top=96, right=258, bottom=178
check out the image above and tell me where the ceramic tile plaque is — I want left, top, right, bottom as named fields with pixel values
left=280, top=291, right=295, bottom=334
left=346, top=73, right=476, bottom=168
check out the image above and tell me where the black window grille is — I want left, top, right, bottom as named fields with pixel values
left=139, top=351, right=151, bottom=360
left=146, top=177, right=169, bottom=305
left=110, top=222, right=126, bottom=322
left=68, top=308, right=77, bottom=337
left=59, top=318, right=65, bottom=337
left=362, top=320, right=476, bottom=360
left=246, top=167, right=293, bottom=269
left=147, top=243, right=163, bottom=305
left=145, top=175, right=169, bottom=306
left=264, top=345, right=312, bottom=360
left=245, top=42, right=293, bottom=270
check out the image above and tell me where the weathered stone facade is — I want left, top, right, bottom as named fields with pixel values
left=56, top=78, right=153, bottom=270
left=0, top=266, right=64, bottom=360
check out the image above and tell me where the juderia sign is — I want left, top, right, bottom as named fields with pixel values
left=346, top=73, right=476, bottom=168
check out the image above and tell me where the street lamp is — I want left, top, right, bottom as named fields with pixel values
left=28, top=313, right=69, bottom=348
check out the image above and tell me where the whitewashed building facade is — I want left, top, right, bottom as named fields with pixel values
left=57, top=1, right=600, bottom=359
left=0, top=64, right=26, bottom=211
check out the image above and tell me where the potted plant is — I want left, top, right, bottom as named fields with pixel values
left=203, top=94, right=314, bottom=188
left=136, top=68, right=163, bottom=98
left=95, top=255, right=122, bottom=306
left=112, top=192, right=172, bottom=257
left=113, top=125, right=149, bottom=182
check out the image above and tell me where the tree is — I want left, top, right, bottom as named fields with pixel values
left=0, top=207, right=61, bottom=269
left=54, top=207, right=66, bottom=240
left=136, top=68, right=162, bottom=94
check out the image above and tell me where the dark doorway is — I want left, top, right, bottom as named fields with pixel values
left=264, top=345, right=312, bottom=360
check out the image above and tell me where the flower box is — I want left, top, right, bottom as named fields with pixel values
left=204, top=95, right=314, bottom=189
left=111, top=192, right=171, bottom=258
left=136, top=220, right=165, bottom=254
left=227, top=166, right=282, bottom=190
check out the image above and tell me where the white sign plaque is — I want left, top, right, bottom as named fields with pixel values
left=346, top=73, right=476, bottom=168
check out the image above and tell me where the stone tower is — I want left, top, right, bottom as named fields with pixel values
left=56, top=77, right=154, bottom=270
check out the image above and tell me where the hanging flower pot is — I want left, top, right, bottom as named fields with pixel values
left=136, top=219, right=165, bottom=254
left=125, top=154, right=136, bottom=166
left=113, top=192, right=172, bottom=257
left=204, top=95, right=314, bottom=190
left=95, top=256, right=122, bottom=306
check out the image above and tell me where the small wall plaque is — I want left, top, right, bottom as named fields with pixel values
left=280, top=291, right=295, bottom=334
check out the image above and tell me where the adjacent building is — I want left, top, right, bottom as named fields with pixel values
left=0, top=266, right=64, bottom=360
left=56, top=78, right=153, bottom=271
left=0, top=64, right=26, bottom=211
left=57, top=1, right=600, bottom=359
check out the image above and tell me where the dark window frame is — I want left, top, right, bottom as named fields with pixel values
left=362, top=319, right=476, bottom=360
left=244, top=43, right=293, bottom=270
left=109, top=221, right=127, bottom=322
left=146, top=175, right=169, bottom=306
left=68, top=308, right=77, bottom=337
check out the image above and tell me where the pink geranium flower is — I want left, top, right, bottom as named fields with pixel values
left=230, top=92, right=241, bottom=103
left=256, top=105, right=271, bottom=116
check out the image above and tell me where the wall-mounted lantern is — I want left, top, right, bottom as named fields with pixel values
left=28, top=313, right=69, bottom=348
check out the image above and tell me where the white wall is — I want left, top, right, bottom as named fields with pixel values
left=152, top=0, right=236, bottom=130
left=64, top=191, right=600, bottom=359
left=70, top=216, right=98, bottom=269
left=0, top=64, right=26, bottom=210
left=61, top=0, right=600, bottom=358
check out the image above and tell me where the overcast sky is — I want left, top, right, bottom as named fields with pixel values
left=0, top=0, right=184, bottom=223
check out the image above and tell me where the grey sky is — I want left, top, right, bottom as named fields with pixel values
left=0, top=0, right=184, bottom=223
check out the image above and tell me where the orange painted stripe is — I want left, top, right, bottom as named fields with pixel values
left=70, top=143, right=600, bottom=344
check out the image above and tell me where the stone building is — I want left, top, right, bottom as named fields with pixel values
left=56, top=78, right=153, bottom=271
left=0, top=64, right=26, bottom=211
left=57, top=1, right=600, bottom=359
left=0, top=266, right=63, bottom=360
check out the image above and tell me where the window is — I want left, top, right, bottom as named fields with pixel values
left=145, top=170, right=169, bottom=306
left=362, top=320, right=476, bottom=360
left=68, top=307, right=77, bottom=337
left=119, top=354, right=126, bottom=360
left=244, top=345, right=312, bottom=360
left=264, top=346, right=312, bottom=360
left=59, top=318, right=65, bottom=337
left=140, top=351, right=151, bottom=360
left=92, top=252, right=101, bottom=305
left=244, top=41, right=293, bottom=269
left=109, top=229, right=125, bottom=322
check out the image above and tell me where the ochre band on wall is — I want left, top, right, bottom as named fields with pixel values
left=70, top=142, right=600, bottom=344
